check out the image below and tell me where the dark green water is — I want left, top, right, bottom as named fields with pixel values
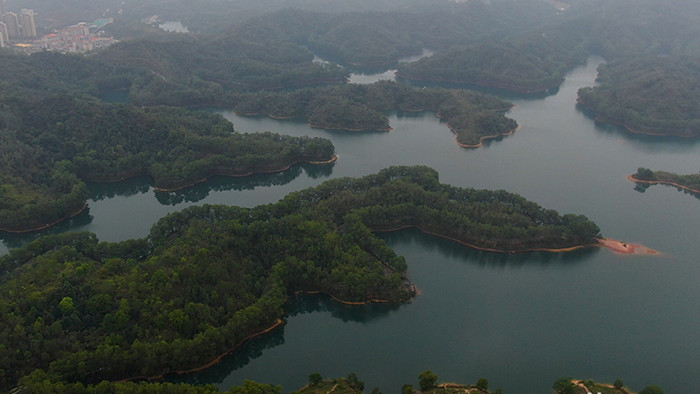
left=2, top=57, right=699, bottom=393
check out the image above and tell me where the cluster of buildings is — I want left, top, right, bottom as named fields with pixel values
left=0, top=1, right=117, bottom=53
left=0, top=7, right=37, bottom=47
left=39, top=20, right=117, bottom=53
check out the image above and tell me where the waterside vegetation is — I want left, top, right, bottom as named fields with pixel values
left=234, top=81, right=517, bottom=144
left=0, top=166, right=601, bottom=390
left=577, top=57, right=700, bottom=138
left=629, top=168, right=700, bottom=196
left=0, top=91, right=335, bottom=232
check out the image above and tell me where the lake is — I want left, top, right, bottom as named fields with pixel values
left=2, top=57, right=699, bottom=393
left=347, top=48, right=434, bottom=84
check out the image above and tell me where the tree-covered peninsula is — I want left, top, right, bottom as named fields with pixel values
left=630, top=168, right=700, bottom=195
left=577, top=57, right=700, bottom=138
left=396, top=27, right=590, bottom=93
left=0, top=92, right=335, bottom=233
left=0, top=166, right=601, bottom=390
left=398, top=0, right=700, bottom=94
left=234, top=81, right=517, bottom=145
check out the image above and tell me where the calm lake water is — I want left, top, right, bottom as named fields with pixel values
left=2, top=57, right=699, bottom=393
left=348, top=49, right=434, bottom=84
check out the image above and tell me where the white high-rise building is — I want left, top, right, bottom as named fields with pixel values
left=20, top=8, right=36, bottom=37
left=0, top=21, right=9, bottom=47
left=3, top=12, right=19, bottom=38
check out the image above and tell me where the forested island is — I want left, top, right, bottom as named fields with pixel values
left=577, top=57, right=700, bottom=138
left=629, top=168, right=700, bottom=196
left=0, top=90, right=335, bottom=233
left=234, top=81, right=517, bottom=144
left=0, top=166, right=601, bottom=390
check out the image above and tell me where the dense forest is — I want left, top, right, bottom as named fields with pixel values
left=398, top=0, right=700, bottom=96
left=577, top=57, right=700, bottom=137
left=0, top=166, right=601, bottom=390
left=234, top=81, right=517, bottom=144
left=0, top=0, right=693, bottom=391
left=0, top=90, right=335, bottom=232
left=396, top=22, right=591, bottom=93
left=222, top=1, right=559, bottom=68
left=630, top=168, right=700, bottom=195
left=96, top=39, right=348, bottom=105
left=0, top=44, right=347, bottom=107
left=8, top=1, right=700, bottom=142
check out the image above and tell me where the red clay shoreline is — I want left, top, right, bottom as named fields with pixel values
left=598, top=237, right=660, bottom=255
left=109, top=228, right=639, bottom=385
left=298, top=289, right=414, bottom=306
left=450, top=124, right=519, bottom=148
left=116, top=285, right=414, bottom=383
left=376, top=225, right=661, bottom=256
left=0, top=203, right=88, bottom=234
left=118, top=319, right=285, bottom=383
left=372, top=224, right=596, bottom=253
left=433, top=109, right=519, bottom=148
left=627, top=174, right=700, bottom=195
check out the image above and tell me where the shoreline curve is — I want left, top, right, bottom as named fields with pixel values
left=576, top=99, right=699, bottom=139
left=152, top=155, right=338, bottom=192
left=1, top=157, right=338, bottom=234
left=119, top=318, right=285, bottom=383
left=0, top=203, right=88, bottom=234
left=372, top=224, right=596, bottom=253
left=627, top=174, right=700, bottom=195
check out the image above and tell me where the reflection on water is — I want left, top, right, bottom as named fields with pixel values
left=174, top=229, right=598, bottom=389
left=576, top=104, right=700, bottom=150
left=89, top=176, right=152, bottom=201
left=171, top=323, right=287, bottom=385
left=632, top=181, right=700, bottom=201
left=0, top=163, right=331, bottom=253
left=171, top=293, right=402, bottom=386
left=0, top=207, right=93, bottom=250
left=346, top=49, right=435, bottom=85
left=286, top=294, right=403, bottom=324
left=378, top=228, right=599, bottom=268
left=155, top=163, right=333, bottom=205
left=3, top=55, right=700, bottom=393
